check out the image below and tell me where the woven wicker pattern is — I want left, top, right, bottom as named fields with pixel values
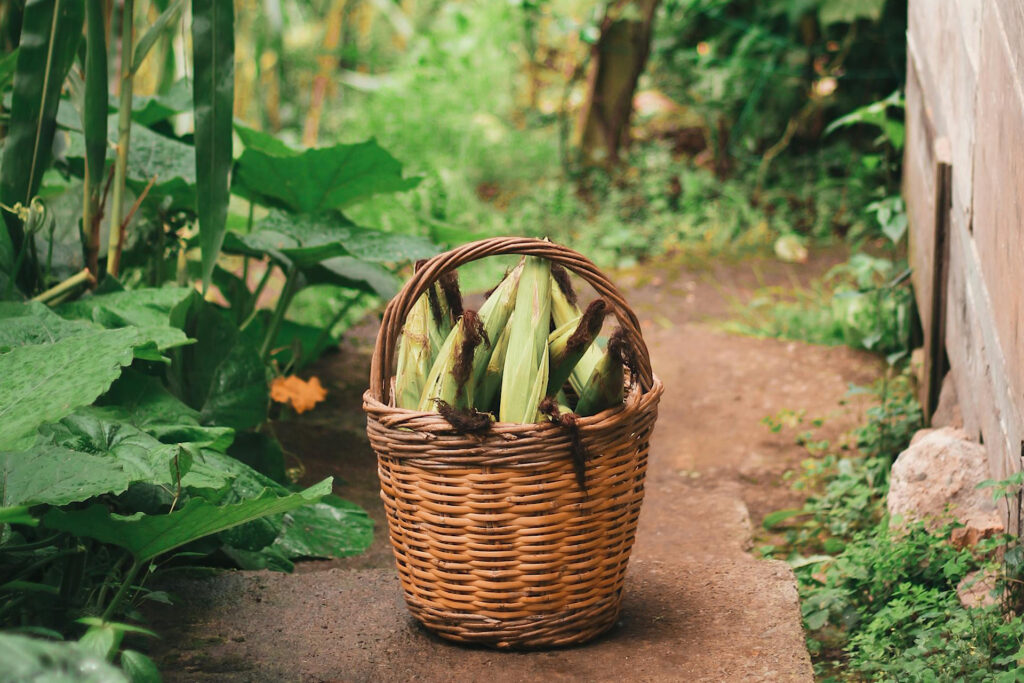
left=364, top=237, right=663, bottom=649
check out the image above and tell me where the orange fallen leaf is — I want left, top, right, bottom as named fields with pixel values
left=271, top=375, right=327, bottom=414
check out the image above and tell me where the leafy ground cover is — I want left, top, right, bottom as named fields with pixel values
left=0, top=1, right=439, bottom=676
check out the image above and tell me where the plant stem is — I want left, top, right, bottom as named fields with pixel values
left=240, top=261, right=275, bottom=329
left=101, top=558, right=141, bottom=622
left=310, top=290, right=368, bottom=355
left=30, top=268, right=96, bottom=304
left=106, top=0, right=135, bottom=279
left=94, top=554, right=129, bottom=610
left=259, top=263, right=300, bottom=362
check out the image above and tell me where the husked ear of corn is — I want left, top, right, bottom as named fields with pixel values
left=547, top=298, right=607, bottom=396
left=499, top=256, right=552, bottom=423
left=394, top=289, right=433, bottom=409
left=475, top=314, right=512, bottom=413
left=425, top=267, right=463, bottom=356
left=550, top=264, right=605, bottom=395
left=471, top=259, right=523, bottom=386
left=574, top=328, right=631, bottom=417
left=418, top=310, right=486, bottom=411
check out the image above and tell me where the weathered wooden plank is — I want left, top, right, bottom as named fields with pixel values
left=971, top=2, right=1024, bottom=417
left=994, top=0, right=1024, bottom=99
left=955, top=0, right=983, bottom=74
left=944, top=211, right=1024, bottom=533
left=904, top=45, right=937, bottom=336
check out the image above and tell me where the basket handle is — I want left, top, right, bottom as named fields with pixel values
left=369, top=236, right=655, bottom=402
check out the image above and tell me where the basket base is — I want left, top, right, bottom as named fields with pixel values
left=405, top=593, right=623, bottom=650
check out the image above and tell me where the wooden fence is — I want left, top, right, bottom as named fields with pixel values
left=905, top=0, right=1024, bottom=530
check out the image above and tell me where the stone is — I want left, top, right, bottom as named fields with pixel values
left=888, top=427, right=1003, bottom=545
left=957, top=569, right=1000, bottom=609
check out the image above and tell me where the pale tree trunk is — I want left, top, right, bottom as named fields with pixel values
left=576, top=0, right=660, bottom=166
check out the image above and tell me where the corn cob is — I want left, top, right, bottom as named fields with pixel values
left=425, top=267, right=463, bottom=357
left=418, top=310, right=487, bottom=411
left=575, top=328, right=631, bottom=416
left=476, top=313, right=512, bottom=413
left=499, top=256, right=552, bottom=423
left=472, top=260, right=523, bottom=387
left=550, top=265, right=605, bottom=395
left=394, top=293, right=433, bottom=409
left=546, top=298, right=607, bottom=396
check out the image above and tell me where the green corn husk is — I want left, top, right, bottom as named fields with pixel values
left=476, top=314, right=512, bottom=413
left=418, top=310, right=486, bottom=411
left=499, top=256, right=552, bottom=423
left=550, top=267, right=605, bottom=395
left=556, top=389, right=573, bottom=415
left=575, top=329, right=630, bottom=417
left=394, top=293, right=432, bottom=409
left=522, top=344, right=550, bottom=423
left=425, top=268, right=463, bottom=357
left=546, top=298, right=607, bottom=396
left=471, top=260, right=524, bottom=388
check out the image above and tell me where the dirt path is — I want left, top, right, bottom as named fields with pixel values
left=148, top=251, right=880, bottom=682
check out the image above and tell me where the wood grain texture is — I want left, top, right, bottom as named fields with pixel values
left=972, top=3, right=1024, bottom=416
left=906, top=0, right=1023, bottom=530
left=904, top=44, right=936, bottom=335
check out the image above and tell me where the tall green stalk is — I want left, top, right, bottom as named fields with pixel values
left=83, top=0, right=108, bottom=278
left=106, top=0, right=134, bottom=279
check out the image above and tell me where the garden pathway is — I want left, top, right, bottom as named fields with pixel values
left=148, top=251, right=881, bottom=682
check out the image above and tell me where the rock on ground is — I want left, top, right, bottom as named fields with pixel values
left=888, top=426, right=1002, bottom=545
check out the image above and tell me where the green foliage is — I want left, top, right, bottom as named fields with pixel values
left=0, top=0, right=84, bottom=288
left=44, top=479, right=331, bottom=563
left=764, top=372, right=1024, bottom=678
left=726, top=252, right=915, bottom=356
left=234, top=126, right=422, bottom=213
left=0, top=632, right=129, bottom=682
left=0, top=325, right=168, bottom=450
left=191, top=0, right=235, bottom=291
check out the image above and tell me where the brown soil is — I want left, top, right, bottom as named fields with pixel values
left=147, top=249, right=881, bottom=682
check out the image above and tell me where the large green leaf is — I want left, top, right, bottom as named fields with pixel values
left=273, top=495, right=373, bottom=559
left=0, top=444, right=132, bottom=508
left=0, top=301, right=98, bottom=350
left=0, top=0, right=84, bottom=275
left=43, top=478, right=332, bottom=561
left=189, top=450, right=372, bottom=564
left=225, top=209, right=438, bottom=266
left=192, top=0, right=235, bottom=291
left=234, top=126, right=420, bottom=213
left=65, top=115, right=197, bottom=210
left=39, top=409, right=181, bottom=486
left=172, top=301, right=269, bottom=430
left=56, top=286, right=196, bottom=352
left=0, top=633, right=128, bottom=683
left=308, top=256, right=402, bottom=299
left=129, top=79, right=191, bottom=126
left=99, top=369, right=234, bottom=451
left=0, top=327, right=166, bottom=450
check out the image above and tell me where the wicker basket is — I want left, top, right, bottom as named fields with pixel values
left=363, top=237, right=663, bottom=649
